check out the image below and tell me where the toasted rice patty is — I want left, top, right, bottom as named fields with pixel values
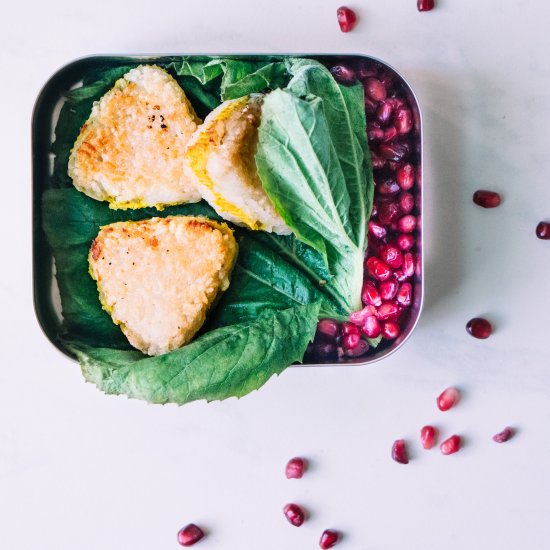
left=69, top=65, right=201, bottom=209
left=89, top=216, right=237, bottom=356
left=185, top=96, right=291, bottom=235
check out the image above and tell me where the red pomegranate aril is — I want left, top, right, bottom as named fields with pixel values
left=378, top=178, right=400, bottom=196
left=403, top=252, right=415, bottom=277
left=396, top=282, right=413, bottom=307
left=362, top=281, right=382, bottom=307
left=283, top=503, right=305, bottom=527
left=379, top=142, right=409, bottom=162
left=340, top=321, right=361, bottom=337
left=364, top=77, right=387, bottom=101
left=378, top=201, right=401, bottom=225
left=387, top=97, right=406, bottom=111
left=437, top=387, right=460, bottom=412
left=349, top=305, right=377, bottom=326
left=380, top=245, right=403, bottom=269
left=493, top=427, right=514, bottom=443
left=362, top=315, right=381, bottom=338
left=330, top=65, right=356, bottom=86
left=378, top=70, right=395, bottom=93
left=364, top=96, right=379, bottom=115
left=417, top=0, right=435, bottom=11
left=377, top=100, right=393, bottom=124
left=177, top=524, right=205, bottom=547
left=344, top=338, right=370, bottom=357
left=379, top=279, right=399, bottom=300
left=366, top=257, right=392, bottom=281
left=466, top=317, right=493, bottom=339
left=336, top=6, right=357, bottom=32
left=319, top=529, right=340, bottom=549
left=370, top=150, right=386, bottom=169
left=343, top=333, right=361, bottom=351
left=398, top=192, right=414, bottom=214
left=378, top=301, right=400, bottom=321
left=398, top=214, right=417, bottom=233
left=317, top=318, right=339, bottom=340
left=396, top=163, right=415, bottom=190
left=356, top=61, right=378, bottom=80
left=381, top=321, right=400, bottom=339
left=382, top=126, right=399, bottom=143
left=391, top=439, right=409, bottom=464
left=285, top=457, right=306, bottom=479
left=536, top=222, right=550, bottom=239
left=367, top=122, right=385, bottom=142
left=396, top=233, right=415, bottom=251
left=395, top=107, right=413, bottom=135
left=440, top=435, right=461, bottom=455
left=473, top=190, right=501, bottom=208
left=393, top=269, right=408, bottom=282
left=368, top=220, right=387, bottom=239
left=371, top=201, right=379, bottom=218
left=420, top=425, right=437, bottom=450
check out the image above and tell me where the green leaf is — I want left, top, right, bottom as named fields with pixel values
left=68, top=302, right=321, bottom=405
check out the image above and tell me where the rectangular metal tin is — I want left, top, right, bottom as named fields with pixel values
left=32, top=54, right=423, bottom=365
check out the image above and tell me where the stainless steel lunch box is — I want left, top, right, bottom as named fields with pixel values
left=32, top=54, right=423, bottom=365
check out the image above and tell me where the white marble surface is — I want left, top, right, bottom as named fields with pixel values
left=2, top=1, right=550, bottom=548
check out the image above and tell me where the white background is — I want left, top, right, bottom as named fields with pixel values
left=2, top=1, right=550, bottom=548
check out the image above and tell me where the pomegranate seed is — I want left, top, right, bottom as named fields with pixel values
left=397, top=214, right=416, bottom=233
left=396, top=163, right=415, bottom=190
left=420, top=426, right=437, bottom=449
left=283, top=503, right=305, bottom=527
left=382, top=126, right=399, bottom=143
left=378, top=178, right=400, bottom=196
left=387, top=97, right=406, bottom=111
left=493, top=427, right=514, bottom=443
left=320, top=529, right=340, bottom=549
left=330, top=65, right=356, bottom=86
left=395, top=108, right=413, bottom=135
left=356, top=61, right=378, bottom=80
left=344, top=338, right=370, bottom=357
left=177, top=524, right=204, bottom=547
left=376, top=100, right=393, bottom=124
left=368, top=220, right=387, bottom=239
left=371, top=201, right=379, bottom=218
left=378, top=201, right=401, bottom=225
left=381, top=321, right=400, bottom=339
left=380, top=245, right=403, bottom=269
left=285, top=457, right=306, bottom=479
left=378, top=71, right=395, bottom=93
left=350, top=305, right=377, bottom=325
left=440, top=435, right=461, bottom=455
left=393, top=269, right=408, bottom=282
left=317, top=319, right=339, bottom=340
left=366, top=257, right=392, bottom=281
left=536, top=222, right=550, bottom=239
left=362, top=281, right=382, bottom=307
left=437, top=387, right=460, bottom=412
left=466, top=317, right=493, bottom=339
left=364, top=96, right=379, bottom=116
left=379, top=142, right=409, bottom=162
left=379, top=279, right=399, bottom=300
left=370, top=150, right=386, bottom=169
left=341, top=321, right=361, bottom=336
left=311, top=342, right=338, bottom=361
left=396, top=233, right=415, bottom=251
left=398, top=192, right=414, bottom=214
left=367, top=122, right=384, bottom=142
left=391, top=439, right=409, bottom=464
left=362, top=315, right=381, bottom=338
left=343, top=333, right=361, bottom=351
left=417, top=0, right=435, bottom=11
left=396, top=282, right=413, bottom=307
left=364, top=78, right=387, bottom=101
left=336, top=6, right=357, bottom=32
left=378, top=302, right=400, bottom=321
left=473, top=190, right=501, bottom=208
left=403, top=252, right=415, bottom=277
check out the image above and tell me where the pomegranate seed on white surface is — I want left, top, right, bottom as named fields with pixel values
left=285, top=457, right=306, bottom=479
left=391, top=439, right=409, bottom=464
left=420, top=426, right=437, bottom=449
left=417, top=0, right=435, bottom=11
left=536, top=221, right=550, bottom=239
left=466, top=317, right=493, bottom=339
left=437, top=387, right=460, bottom=411
left=493, top=427, right=515, bottom=443
left=283, top=503, right=305, bottom=526
left=177, top=524, right=204, bottom=547
left=440, top=435, right=462, bottom=455
left=336, top=6, right=357, bottom=32
left=319, top=529, right=341, bottom=548
left=473, top=190, right=501, bottom=208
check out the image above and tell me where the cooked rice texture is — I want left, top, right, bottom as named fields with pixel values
left=185, top=95, right=291, bottom=235
left=89, top=216, right=237, bottom=356
left=69, top=65, right=201, bottom=209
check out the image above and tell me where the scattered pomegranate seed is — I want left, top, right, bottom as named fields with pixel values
left=420, top=426, right=437, bottom=449
left=366, top=257, right=392, bottom=281
left=317, top=319, right=339, bottom=340
left=177, top=524, right=205, bottom=547
left=362, top=281, right=382, bottom=307
left=396, top=233, right=415, bottom=251
left=437, top=387, right=460, bottom=412
left=396, top=163, right=415, bottom=190
left=378, top=302, right=400, bottom=321
left=381, top=320, right=400, bottom=339
left=536, top=222, right=550, bottom=239
left=395, top=108, right=413, bottom=135
left=336, top=6, right=357, bottom=32
left=398, top=192, right=414, bottom=214
left=364, top=78, right=387, bottom=101
left=391, top=439, right=409, bottom=464
left=378, top=201, right=401, bottom=225
left=319, top=529, right=341, bottom=549
left=473, top=190, right=501, bottom=208
left=362, top=315, right=381, bottom=338
left=440, top=435, right=461, bottom=455
left=330, top=65, right=357, bottom=86
left=396, top=282, right=413, bottom=307
left=402, top=252, right=415, bottom=277
left=398, top=214, right=417, bottom=233
left=379, top=279, right=399, bottom=301
left=379, top=142, right=409, bottom=162
left=368, top=220, right=387, bottom=239
left=285, top=457, right=306, bottom=479
left=380, top=245, right=403, bottom=269
left=417, top=0, right=435, bottom=11
left=466, top=317, right=493, bottom=339
left=493, top=427, right=514, bottom=443
left=378, top=178, right=401, bottom=196
left=283, top=503, right=305, bottom=527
